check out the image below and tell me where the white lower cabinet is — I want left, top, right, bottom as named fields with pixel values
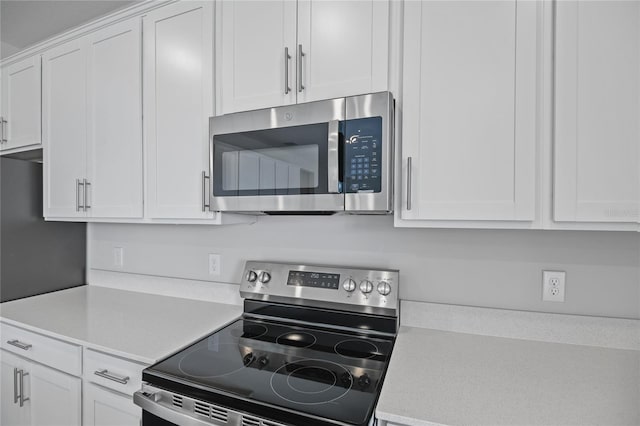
left=83, top=383, right=141, bottom=426
left=0, top=349, right=81, bottom=426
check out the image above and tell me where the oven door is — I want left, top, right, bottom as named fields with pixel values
left=210, top=98, right=345, bottom=212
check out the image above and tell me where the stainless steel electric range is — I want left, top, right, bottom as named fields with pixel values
left=134, top=261, right=399, bottom=426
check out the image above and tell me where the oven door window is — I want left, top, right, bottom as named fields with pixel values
left=212, top=124, right=333, bottom=196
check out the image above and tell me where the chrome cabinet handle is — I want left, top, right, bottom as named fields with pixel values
left=84, top=179, right=91, bottom=210
left=18, top=370, right=29, bottom=407
left=284, top=47, right=291, bottom=95
left=1, top=117, right=7, bottom=143
left=7, top=339, right=32, bottom=351
left=94, top=369, right=130, bottom=384
left=76, top=179, right=82, bottom=212
left=202, top=171, right=210, bottom=212
left=297, top=44, right=305, bottom=93
left=0, top=116, right=4, bottom=143
left=327, top=120, right=340, bottom=193
left=13, top=367, right=19, bottom=403
left=406, top=157, right=412, bottom=211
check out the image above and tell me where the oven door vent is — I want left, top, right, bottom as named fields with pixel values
left=171, top=395, right=183, bottom=408
left=242, top=415, right=286, bottom=426
left=194, top=400, right=229, bottom=423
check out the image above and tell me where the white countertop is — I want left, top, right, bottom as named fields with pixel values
left=376, top=326, right=640, bottom=426
left=0, top=285, right=242, bottom=364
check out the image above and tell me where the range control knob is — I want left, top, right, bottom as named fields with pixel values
left=257, top=356, right=269, bottom=369
left=247, top=270, right=258, bottom=283
left=377, top=281, right=391, bottom=296
left=342, top=279, right=357, bottom=292
left=358, top=374, right=371, bottom=389
left=359, top=280, right=373, bottom=294
left=258, top=271, right=271, bottom=284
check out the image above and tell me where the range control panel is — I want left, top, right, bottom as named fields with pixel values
left=240, top=261, right=399, bottom=315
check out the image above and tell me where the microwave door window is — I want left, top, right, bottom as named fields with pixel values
left=212, top=124, right=331, bottom=196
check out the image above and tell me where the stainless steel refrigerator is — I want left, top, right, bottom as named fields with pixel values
left=0, top=157, right=86, bottom=302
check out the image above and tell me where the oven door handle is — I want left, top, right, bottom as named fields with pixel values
left=327, top=119, right=341, bottom=194
left=134, top=391, right=216, bottom=426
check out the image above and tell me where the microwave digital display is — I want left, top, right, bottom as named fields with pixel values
left=343, top=117, right=383, bottom=193
left=287, top=271, right=340, bottom=290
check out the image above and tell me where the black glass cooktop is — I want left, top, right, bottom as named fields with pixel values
left=144, top=317, right=395, bottom=426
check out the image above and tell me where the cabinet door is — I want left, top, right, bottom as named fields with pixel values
left=217, top=0, right=297, bottom=113
left=1, top=56, right=42, bottom=151
left=297, top=0, right=389, bottom=103
left=145, top=1, right=216, bottom=219
left=87, top=18, right=143, bottom=218
left=29, top=362, right=81, bottom=426
left=83, top=383, right=141, bottom=426
left=554, top=1, right=640, bottom=223
left=400, top=0, right=537, bottom=221
left=1, top=350, right=30, bottom=426
left=43, top=39, right=88, bottom=219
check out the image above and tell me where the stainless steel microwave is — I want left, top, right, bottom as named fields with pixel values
left=209, top=92, right=393, bottom=214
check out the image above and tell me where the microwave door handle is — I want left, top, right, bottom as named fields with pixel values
left=327, top=120, right=340, bottom=193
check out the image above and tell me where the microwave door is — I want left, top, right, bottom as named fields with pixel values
left=210, top=98, right=346, bottom=212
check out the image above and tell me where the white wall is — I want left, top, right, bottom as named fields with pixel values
left=88, top=216, right=640, bottom=319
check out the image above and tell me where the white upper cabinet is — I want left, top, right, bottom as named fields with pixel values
left=296, top=0, right=389, bottom=103
left=87, top=19, right=143, bottom=219
left=43, top=39, right=88, bottom=219
left=0, top=55, right=42, bottom=151
left=216, top=0, right=390, bottom=114
left=144, top=1, right=216, bottom=220
left=217, top=0, right=296, bottom=113
left=44, top=17, right=143, bottom=220
left=399, top=0, right=538, bottom=224
left=554, top=1, right=640, bottom=224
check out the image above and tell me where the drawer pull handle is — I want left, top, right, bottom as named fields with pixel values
left=7, top=340, right=32, bottom=350
left=94, top=369, right=130, bottom=384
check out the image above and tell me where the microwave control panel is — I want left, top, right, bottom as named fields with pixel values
left=343, top=117, right=382, bottom=193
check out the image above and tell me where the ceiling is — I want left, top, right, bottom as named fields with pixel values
left=1, top=0, right=139, bottom=58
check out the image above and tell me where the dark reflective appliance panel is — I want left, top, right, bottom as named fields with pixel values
left=144, top=318, right=394, bottom=426
left=212, top=124, right=329, bottom=197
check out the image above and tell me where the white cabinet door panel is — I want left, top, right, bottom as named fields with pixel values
left=554, top=1, right=640, bottom=223
left=83, top=383, right=141, bottom=426
left=217, top=0, right=297, bottom=113
left=29, top=363, right=81, bottom=426
left=43, top=40, right=88, bottom=219
left=87, top=19, right=143, bottom=218
left=145, top=1, right=215, bottom=219
left=401, top=0, right=537, bottom=221
left=297, top=0, right=389, bottom=103
left=1, top=350, right=30, bottom=426
left=1, top=56, right=42, bottom=150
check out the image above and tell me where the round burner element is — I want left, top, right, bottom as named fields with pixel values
left=276, top=332, right=317, bottom=348
left=178, top=343, right=245, bottom=378
left=334, top=339, right=379, bottom=359
left=229, top=322, right=268, bottom=339
left=287, top=366, right=337, bottom=394
left=270, top=359, right=352, bottom=405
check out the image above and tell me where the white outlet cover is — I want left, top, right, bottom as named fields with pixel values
left=113, top=247, right=124, bottom=268
left=542, top=270, right=565, bottom=302
left=209, top=254, right=221, bottom=276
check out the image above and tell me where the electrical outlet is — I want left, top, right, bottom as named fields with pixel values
left=542, top=270, right=565, bottom=302
left=113, top=247, right=124, bottom=268
left=209, top=254, right=221, bottom=276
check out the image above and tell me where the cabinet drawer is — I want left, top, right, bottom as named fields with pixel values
left=84, top=348, right=146, bottom=396
left=0, top=322, right=81, bottom=375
